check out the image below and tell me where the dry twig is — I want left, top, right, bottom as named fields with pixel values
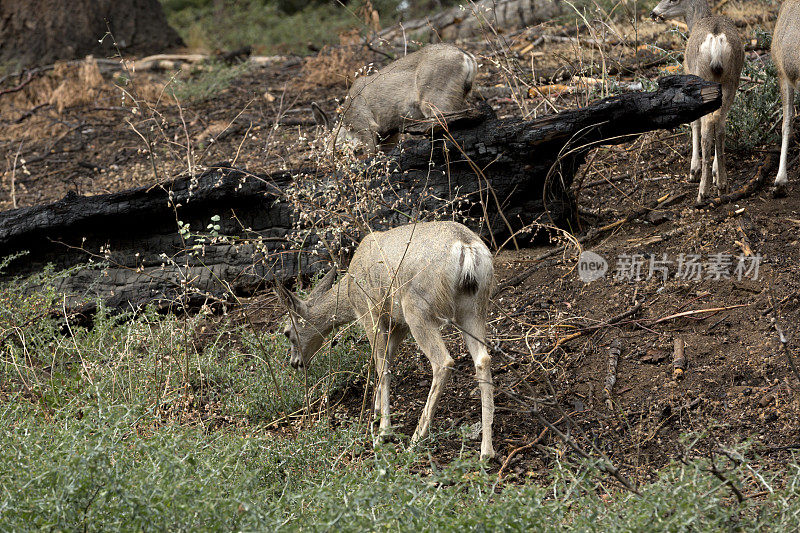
left=673, top=337, right=686, bottom=379
left=493, top=192, right=686, bottom=296
left=604, top=339, right=621, bottom=408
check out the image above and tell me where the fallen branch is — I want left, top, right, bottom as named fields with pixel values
left=648, top=304, right=749, bottom=325
left=695, top=152, right=779, bottom=208
left=493, top=192, right=687, bottom=296
left=546, top=300, right=644, bottom=353
left=582, top=301, right=644, bottom=333
left=604, top=339, right=621, bottom=408
left=673, top=337, right=686, bottom=379
left=497, top=414, right=568, bottom=479
left=0, top=71, right=35, bottom=97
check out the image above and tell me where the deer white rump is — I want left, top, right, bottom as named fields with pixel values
left=278, top=221, right=495, bottom=460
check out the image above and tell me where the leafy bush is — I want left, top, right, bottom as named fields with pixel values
left=727, top=55, right=782, bottom=151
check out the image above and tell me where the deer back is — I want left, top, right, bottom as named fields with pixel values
left=342, top=44, right=476, bottom=140
left=344, top=221, right=492, bottom=325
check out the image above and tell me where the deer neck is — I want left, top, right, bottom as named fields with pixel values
left=685, top=0, right=712, bottom=31
left=306, top=280, right=356, bottom=336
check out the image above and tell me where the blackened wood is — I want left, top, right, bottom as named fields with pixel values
left=0, top=75, right=721, bottom=312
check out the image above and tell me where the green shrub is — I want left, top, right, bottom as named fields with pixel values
left=727, top=30, right=782, bottom=151
left=170, top=60, right=250, bottom=103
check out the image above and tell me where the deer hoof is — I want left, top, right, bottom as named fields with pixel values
left=689, top=168, right=701, bottom=183
left=695, top=193, right=708, bottom=207
left=773, top=183, right=788, bottom=198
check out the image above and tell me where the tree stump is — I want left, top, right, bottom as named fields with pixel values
left=0, top=0, right=182, bottom=69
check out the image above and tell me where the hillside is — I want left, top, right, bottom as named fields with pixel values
left=2, top=0, right=800, bottom=527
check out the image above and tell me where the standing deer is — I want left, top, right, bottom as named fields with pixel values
left=277, top=221, right=495, bottom=460
left=651, top=0, right=744, bottom=203
left=772, top=0, right=800, bottom=196
left=311, top=43, right=478, bottom=154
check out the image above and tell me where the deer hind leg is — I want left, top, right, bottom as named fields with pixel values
left=712, top=115, right=728, bottom=194
left=376, top=324, right=408, bottom=435
left=689, top=119, right=702, bottom=183
left=405, top=313, right=454, bottom=446
left=457, top=311, right=495, bottom=461
left=714, top=85, right=737, bottom=194
left=697, top=115, right=715, bottom=203
left=775, top=77, right=796, bottom=195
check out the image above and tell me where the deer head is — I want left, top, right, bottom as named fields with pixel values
left=276, top=268, right=338, bottom=369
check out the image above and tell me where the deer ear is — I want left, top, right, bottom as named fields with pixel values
left=275, top=283, right=308, bottom=317
left=309, top=267, right=337, bottom=300
left=311, top=102, right=330, bottom=130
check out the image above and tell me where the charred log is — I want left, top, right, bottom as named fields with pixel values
left=0, top=75, right=721, bottom=312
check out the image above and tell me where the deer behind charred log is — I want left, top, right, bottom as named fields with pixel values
left=651, top=0, right=744, bottom=203
left=311, top=43, right=477, bottom=154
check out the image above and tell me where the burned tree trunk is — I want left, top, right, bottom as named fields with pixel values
left=0, top=75, right=720, bottom=312
left=378, top=0, right=563, bottom=43
left=0, top=0, right=182, bottom=69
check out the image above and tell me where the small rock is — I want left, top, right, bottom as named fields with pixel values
left=645, top=210, right=671, bottom=225
left=641, top=348, right=669, bottom=364
left=758, top=392, right=775, bottom=408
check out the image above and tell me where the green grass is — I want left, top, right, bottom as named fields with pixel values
left=0, top=260, right=370, bottom=425
left=3, top=265, right=800, bottom=530
left=170, top=60, right=251, bottom=103
left=161, top=0, right=374, bottom=55
left=4, top=398, right=800, bottom=531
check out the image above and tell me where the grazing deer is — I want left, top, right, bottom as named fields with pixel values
left=772, top=0, right=800, bottom=196
left=311, top=43, right=478, bottom=154
left=277, top=221, right=495, bottom=460
left=651, top=0, right=744, bottom=203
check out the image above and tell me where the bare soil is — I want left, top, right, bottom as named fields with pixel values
left=2, top=3, right=799, bottom=486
